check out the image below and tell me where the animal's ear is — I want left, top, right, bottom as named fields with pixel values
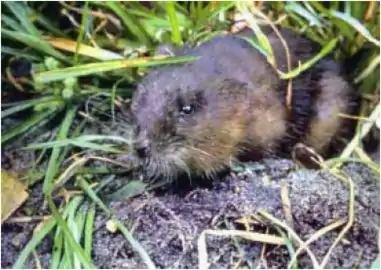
left=154, top=44, right=177, bottom=56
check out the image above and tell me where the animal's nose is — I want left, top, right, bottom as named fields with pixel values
left=134, top=138, right=151, bottom=158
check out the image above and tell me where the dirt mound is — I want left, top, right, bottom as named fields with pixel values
left=91, top=160, right=379, bottom=269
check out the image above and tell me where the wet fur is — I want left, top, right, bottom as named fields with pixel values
left=131, top=27, right=359, bottom=181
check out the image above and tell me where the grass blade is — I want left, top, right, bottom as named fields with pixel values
left=1, top=29, right=68, bottom=62
left=67, top=196, right=86, bottom=269
left=113, top=218, right=156, bottom=270
left=285, top=2, right=322, bottom=26
left=74, top=1, right=89, bottom=65
left=70, top=141, right=125, bottom=153
left=354, top=55, right=381, bottom=83
left=1, top=108, right=58, bottom=144
left=13, top=217, right=57, bottom=269
left=338, top=103, right=380, bottom=162
left=330, top=10, right=380, bottom=46
left=237, top=35, right=271, bottom=58
left=1, top=14, right=24, bottom=32
left=34, top=55, right=198, bottom=83
left=1, top=46, right=41, bottom=61
left=78, top=177, right=111, bottom=215
left=77, top=178, right=155, bottom=269
left=3, top=2, right=40, bottom=36
left=165, top=1, right=182, bottom=46
left=47, top=196, right=95, bottom=269
left=104, top=2, right=151, bottom=45
left=279, top=38, right=339, bottom=79
left=51, top=226, right=63, bottom=269
left=26, top=139, right=126, bottom=154
left=236, top=2, right=275, bottom=65
left=1, top=96, right=61, bottom=118
left=45, top=37, right=124, bottom=61
left=43, top=105, right=78, bottom=194
left=84, top=204, right=96, bottom=258
left=25, top=134, right=131, bottom=153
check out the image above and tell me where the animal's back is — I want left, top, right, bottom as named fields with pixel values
left=131, top=27, right=359, bottom=180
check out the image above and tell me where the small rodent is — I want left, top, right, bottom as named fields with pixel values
left=130, top=27, right=359, bottom=180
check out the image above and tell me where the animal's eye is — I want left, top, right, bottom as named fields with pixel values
left=180, top=104, right=195, bottom=114
left=135, top=124, right=141, bottom=134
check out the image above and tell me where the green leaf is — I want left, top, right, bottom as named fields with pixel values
left=77, top=177, right=155, bottom=269
left=104, top=2, right=151, bottom=45
left=354, top=55, right=380, bottom=83
left=113, top=218, right=156, bottom=269
left=69, top=197, right=87, bottom=269
left=3, top=2, right=40, bottom=36
left=35, top=14, right=69, bottom=38
left=51, top=226, right=63, bottom=269
left=74, top=1, right=89, bottom=65
left=285, top=2, right=322, bottom=26
left=1, top=46, right=41, bottom=61
left=47, top=196, right=95, bottom=269
left=77, top=177, right=111, bottom=215
left=73, top=141, right=126, bottom=153
left=165, top=1, right=182, bottom=46
left=350, top=2, right=368, bottom=20
left=279, top=38, right=339, bottom=79
left=105, top=180, right=148, bottom=202
left=34, top=55, right=198, bottom=83
left=84, top=204, right=96, bottom=258
left=1, top=29, right=68, bottom=62
left=25, top=134, right=131, bottom=154
left=1, top=14, right=25, bottom=32
left=43, top=105, right=78, bottom=194
left=274, top=226, right=298, bottom=269
left=330, top=10, right=380, bottom=46
left=1, top=96, right=61, bottom=118
left=1, top=108, right=59, bottom=144
left=13, top=218, right=57, bottom=269
left=236, top=2, right=275, bottom=65
left=237, top=35, right=271, bottom=58
left=331, top=17, right=357, bottom=41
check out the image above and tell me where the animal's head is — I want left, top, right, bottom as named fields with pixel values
left=131, top=69, right=250, bottom=181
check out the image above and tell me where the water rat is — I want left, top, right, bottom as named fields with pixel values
left=130, top=27, right=359, bottom=181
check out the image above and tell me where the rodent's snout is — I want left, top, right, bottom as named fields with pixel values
left=134, top=139, right=151, bottom=158
left=133, top=137, right=151, bottom=158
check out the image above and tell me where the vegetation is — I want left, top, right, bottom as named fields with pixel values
left=1, top=1, right=379, bottom=269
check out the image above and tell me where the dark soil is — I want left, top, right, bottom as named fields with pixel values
left=1, top=155, right=379, bottom=269
left=1, top=113, right=380, bottom=269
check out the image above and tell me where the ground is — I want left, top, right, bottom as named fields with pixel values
left=1, top=146, right=379, bottom=268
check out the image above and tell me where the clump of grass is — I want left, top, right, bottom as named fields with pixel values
left=1, top=1, right=379, bottom=269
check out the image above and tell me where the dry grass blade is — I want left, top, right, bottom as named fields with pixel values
left=337, top=103, right=380, bottom=164
left=288, top=218, right=347, bottom=268
left=258, top=211, right=320, bottom=268
left=281, top=182, right=294, bottom=229
left=44, top=37, right=124, bottom=60
left=52, top=153, right=137, bottom=193
left=51, top=156, right=89, bottom=193
left=318, top=167, right=356, bottom=268
left=198, top=229, right=285, bottom=269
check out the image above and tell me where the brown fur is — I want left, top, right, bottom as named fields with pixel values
left=306, top=71, right=353, bottom=152
left=130, top=27, right=358, bottom=180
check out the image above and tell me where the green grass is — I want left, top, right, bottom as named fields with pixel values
left=1, top=1, right=379, bottom=269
